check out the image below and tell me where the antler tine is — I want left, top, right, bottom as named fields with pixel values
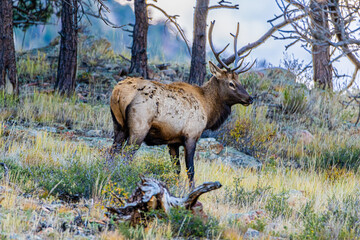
left=235, top=59, right=257, bottom=74
left=209, top=20, right=231, bottom=71
left=233, top=49, right=254, bottom=72
left=231, top=22, right=240, bottom=69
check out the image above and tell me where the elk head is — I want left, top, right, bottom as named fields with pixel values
left=208, top=21, right=255, bottom=106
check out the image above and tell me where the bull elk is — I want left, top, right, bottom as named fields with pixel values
left=110, top=21, right=255, bottom=187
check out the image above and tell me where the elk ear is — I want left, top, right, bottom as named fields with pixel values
left=209, top=61, right=226, bottom=79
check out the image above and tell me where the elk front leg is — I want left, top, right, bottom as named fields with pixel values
left=184, top=139, right=197, bottom=189
left=168, top=144, right=180, bottom=174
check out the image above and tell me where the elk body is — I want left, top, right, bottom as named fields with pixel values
left=110, top=21, right=255, bottom=186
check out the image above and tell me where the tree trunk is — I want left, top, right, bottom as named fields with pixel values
left=310, top=0, right=333, bottom=90
left=55, top=0, right=78, bottom=96
left=188, top=0, right=210, bottom=85
left=129, top=0, right=149, bottom=79
left=0, top=0, right=18, bottom=95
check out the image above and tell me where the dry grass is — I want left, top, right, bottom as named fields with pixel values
left=1, top=87, right=360, bottom=238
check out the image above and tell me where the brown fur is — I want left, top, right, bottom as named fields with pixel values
left=110, top=61, right=253, bottom=186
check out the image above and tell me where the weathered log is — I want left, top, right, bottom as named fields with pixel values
left=106, top=177, right=222, bottom=225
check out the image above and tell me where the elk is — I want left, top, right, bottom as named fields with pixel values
left=110, top=21, right=255, bottom=187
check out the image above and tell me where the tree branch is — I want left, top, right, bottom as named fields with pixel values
left=222, top=13, right=307, bottom=66
left=208, top=4, right=239, bottom=10
left=147, top=3, right=191, bottom=55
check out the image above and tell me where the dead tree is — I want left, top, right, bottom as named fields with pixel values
left=106, top=177, right=222, bottom=225
left=188, top=0, right=239, bottom=85
left=55, top=0, right=78, bottom=96
left=273, top=0, right=360, bottom=91
left=0, top=0, right=18, bottom=95
left=310, top=0, right=333, bottom=89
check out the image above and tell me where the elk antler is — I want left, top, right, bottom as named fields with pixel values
left=209, top=20, right=231, bottom=72
left=209, top=20, right=256, bottom=73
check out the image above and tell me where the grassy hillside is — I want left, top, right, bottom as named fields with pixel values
left=1, top=42, right=360, bottom=239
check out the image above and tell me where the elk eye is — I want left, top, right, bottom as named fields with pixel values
left=229, top=82, right=236, bottom=89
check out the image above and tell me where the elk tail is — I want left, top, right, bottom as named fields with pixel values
left=110, top=107, right=123, bottom=130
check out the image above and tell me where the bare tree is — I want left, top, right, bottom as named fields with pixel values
left=310, top=0, right=333, bottom=89
left=0, top=0, right=18, bottom=95
left=273, top=0, right=360, bottom=91
left=188, top=0, right=239, bottom=85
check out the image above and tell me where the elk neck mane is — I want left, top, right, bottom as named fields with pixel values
left=201, top=77, right=231, bottom=131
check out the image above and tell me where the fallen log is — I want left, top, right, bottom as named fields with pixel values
left=106, top=176, right=222, bottom=225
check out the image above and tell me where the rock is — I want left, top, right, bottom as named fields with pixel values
left=161, top=69, right=177, bottom=78
left=244, top=228, right=260, bottom=239
left=228, top=210, right=266, bottom=225
left=41, top=227, right=55, bottom=235
left=295, top=130, right=314, bottom=144
left=155, top=63, right=170, bottom=70
left=85, top=130, right=102, bottom=137
left=197, top=138, right=262, bottom=169
left=104, top=63, right=117, bottom=70
left=286, top=189, right=307, bottom=209
left=197, top=138, right=222, bottom=153
left=39, top=126, right=57, bottom=133
left=221, top=147, right=262, bottom=169
left=281, top=129, right=314, bottom=145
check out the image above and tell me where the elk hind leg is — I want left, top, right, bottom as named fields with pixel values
left=168, top=144, right=181, bottom=174
left=126, top=123, right=151, bottom=160
left=184, top=139, right=197, bottom=189
left=110, top=108, right=128, bottom=155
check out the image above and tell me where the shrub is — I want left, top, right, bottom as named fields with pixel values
left=224, top=177, right=271, bottom=207
left=293, top=195, right=360, bottom=239
left=2, top=156, right=107, bottom=198
left=110, top=152, right=178, bottom=194
left=226, top=105, right=277, bottom=158
left=165, top=208, right=222, bottom=239
left=301, top=141, right=360, bottom=171
left=318, top=144, right=360, bottom=170
left=265, top=192, right=292, bottom=218
left=239, top=73, right=271, bottom=94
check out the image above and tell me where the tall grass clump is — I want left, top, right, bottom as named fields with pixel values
left=17, top=51, right=51, bottom=80
left=282, top=86, right=309, bottom=114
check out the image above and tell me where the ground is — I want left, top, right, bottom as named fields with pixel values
left=1, top=37, right=360, bottom=239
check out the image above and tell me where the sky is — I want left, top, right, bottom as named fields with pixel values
left=114, top=0, right=358, bottom=89
left=116, top=0, right=311, bottom=66
left=13, top=0, right=358, bottom=89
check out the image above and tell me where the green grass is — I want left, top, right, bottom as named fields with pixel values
left=2, top=70, right=360, bottom=238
